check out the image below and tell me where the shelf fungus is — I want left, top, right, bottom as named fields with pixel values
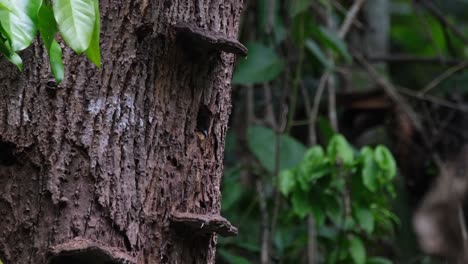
left=174, top=21, right=248, bottom=57
left=48, top=238, right=136, bottom=264
left=170, top=211, right=238, bottom=237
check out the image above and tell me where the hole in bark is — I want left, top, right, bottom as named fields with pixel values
left=0, top=141, right=17, bottom=166
left=136, top=23, right=153, bottom=43
left=167, top=156, right=178, bottom=167
left=196, top=105, right=211, bottom=138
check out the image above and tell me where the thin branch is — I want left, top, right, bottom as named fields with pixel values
left=354, top=51, right=444, bottom=167
left=307, top=216, right=317, bottom=264
left=338, top=0, right=367, bottom=39
left=327, top=76, right=338, bottom=131
left=263, top=84, right=277, bottom=128
left=332, top=0, right=364, bottom=30
left=257, top=180, right=270, bottom=264
left=416, top=0, right=468, bottom=44
left=311, top=71, right=332, bottom=145
left=398, top=86, right=468, bottom=112
left=366, top=54, right=466, bottom=65
left=354, top=52, right=424, bottom=131
left=419, top=61, right=468, bottom=95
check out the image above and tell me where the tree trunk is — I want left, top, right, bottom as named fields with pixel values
left=0, top=1, right=244, bottom=263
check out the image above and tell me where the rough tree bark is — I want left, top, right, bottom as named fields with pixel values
left=0, top=1, right=244, bottom=263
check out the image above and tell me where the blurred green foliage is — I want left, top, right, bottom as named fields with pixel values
left=219, top=0, right=468, bottom=263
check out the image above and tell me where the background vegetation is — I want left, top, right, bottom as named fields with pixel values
left=217, top=0, right=468, bottom=263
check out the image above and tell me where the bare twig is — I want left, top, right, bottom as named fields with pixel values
left=398, top=86, right=468, bottom=112
left=311, top=71, right=332, bottom=145
left=257, top=180, right=270, bottom=264
left=419, top=61, right=468, bottom=95
left=416, top=0, right=468, bottom=44
left=300, top=74, right=329, bottom=264
left=307, top=216, right=317, bottom=264
left=354, top=51, right=444, bottom=167
left=328, top=76, right=338, bottom=131
left=263, top=84, right=277, bottom=128
left=353, top=51, right=424, bottom=132
left=338, top=0, right=367, bottom=39
left=332, top=0, right=364, bottom=29
left=366, top=54, right=465, bottom=65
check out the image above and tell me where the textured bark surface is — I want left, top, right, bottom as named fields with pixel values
left=0, top=1, right=244, bottom=263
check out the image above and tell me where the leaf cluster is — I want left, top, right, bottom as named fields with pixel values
left=0, top=0, right=100, bottom=83
left=279, top=135, right=397, bottom=264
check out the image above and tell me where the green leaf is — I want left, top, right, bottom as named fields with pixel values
left=0, top=0, right=42, bottom=51
left=38, top=2, right=64, bottom=83
left=0, top=0, right=12, bottom=11
left=53, top=0, right=96, bottom=54
left=247, top=126, right=306, bottom=173
left=354, top=207, right=374, bottom=234
left=366, top=257, right=392, bottom=264
left=47, top=41, right=64, bottom=81
left=0, top=39, right=22, bottom=69
left=290, top=0, right=310, bottom=16
left=292, top=189, right=311, bottom=219
left=310, top=201, right=326, bottom=227
left=327, top=134, right=354, bottom=165
left=349, top=236, right=366, bottom=264
left=298, top=146, right=330, bottom=187
left=305, top=39, right=332, bottom=68
left=85, top=0, right=100, bottom=67
left=374, top=145, right=396, bottom=180
left=325, top=194, right=342, bottom=226
left=361, top=147, right=379, bottom=192
left=279, top=170, right=296, bottom=196
left=314, top=26, right=352, bottom=63
left=233, top=43, right=284, bottom=85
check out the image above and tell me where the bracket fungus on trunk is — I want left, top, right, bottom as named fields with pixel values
left=170, top=211, right=238, bottom=237
left=48, top=238, right=136, bottom=264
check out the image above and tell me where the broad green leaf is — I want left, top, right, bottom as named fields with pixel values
left=53, top=0, right=96, bottom=54
left=305, top=39, right=332, bottom=68
left=354, top=207, right=374, bottom=234
left=38, top=2, right=64, bottom=83
left=0, top=0, right=12, bottom=11
left=279, top=170, right=296, bottom=196
left=0, top=0, right=41, bottom=51
left=374, top=146, right=396, bottom=180
left=298, top=146, right=330, bottom=186
left=318, top=116, right=335, bottom=143
left=0, top=39, right=22, bottom=69
left=292, top=189, right=311, bottom=219
left=361, top=147, right=379, bottom=192
left=324, top=194, right=342, bottom=226
left=366, top=257, right=392, bottom=264
left=314, top=26, right=352, bottom=63
left=349, top=236, right=366, bottom=264
left=233, top=43, right=284, bottom=85
left=327, top=134, right=354, bottom=165
left=303, top=146, right=325, bottom=166
left=290, top=0, right=310, bottom=16
left=85, top=0, right=100, bottom=67
left=247, top=126, right=306, bottom=173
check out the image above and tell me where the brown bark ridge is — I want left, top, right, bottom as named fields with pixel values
left=0, top=1, right=245, bottom=263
